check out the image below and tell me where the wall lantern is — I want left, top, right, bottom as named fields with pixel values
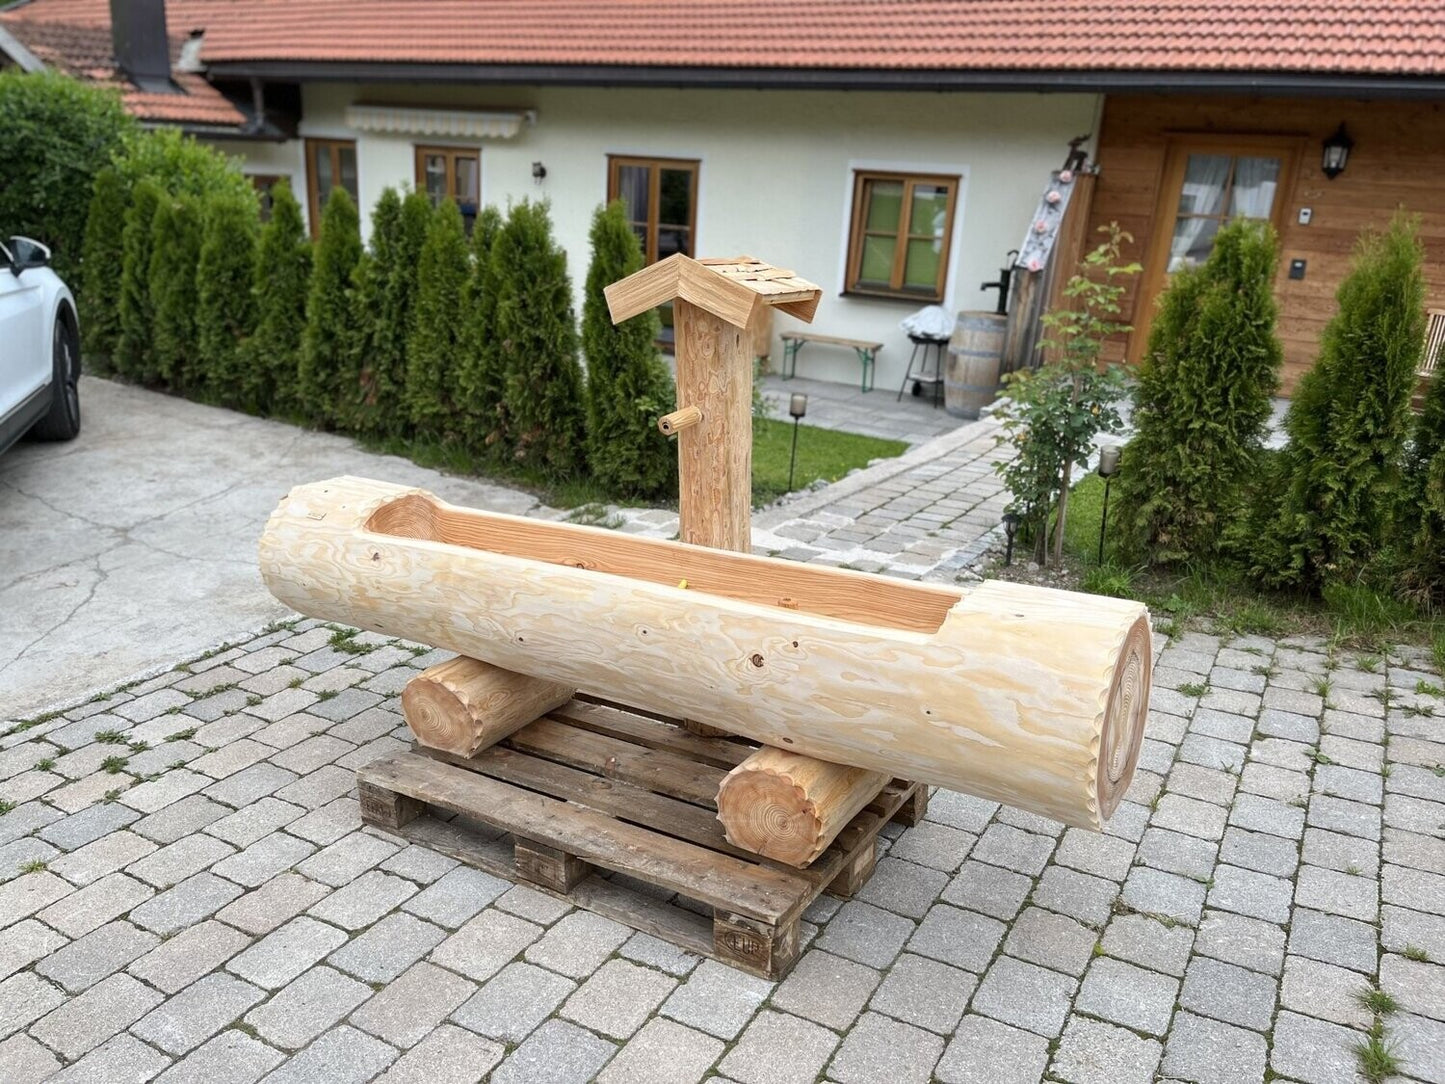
left=1321, top=124, right=1353, bottom=180
left=531, top=161, right=547, bottom=184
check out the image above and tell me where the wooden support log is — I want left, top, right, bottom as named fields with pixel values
left=658, top=405, right=703, bottom=436
left=716, top=748, right=890, bottom=867
left=261, top=476, right=1152, bottom=830
left=402, top=655, right=575, bottom=759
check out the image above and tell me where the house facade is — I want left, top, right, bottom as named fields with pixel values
left=4, top=0, right=1443, bottom=394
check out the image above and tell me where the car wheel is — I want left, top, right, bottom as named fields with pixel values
left=30, top=313, right=81, bottom=441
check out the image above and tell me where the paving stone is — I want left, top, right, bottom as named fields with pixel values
left=35, top=919, right=159, bottom=992
left=1179, top=956, right=1276, bottom=1031
left=152, top=1030, right=283, bottom=1084
left=594, top=1017, right=723, bottom=1084
left=828, top=1010, right=943, bottom=1084
left=1280, top=954, right=1372, bottom=1028
left=0, top=1032, right=63, bottom=1084
left=374, top=1023, right=504, bottom=1084
left=1295, top=863, right=1378, bottom=922
left=1393, top=1011, right=1445, bottom=1084
left=618, top=931, right=700, bottom=976
left=257, top=1024, right=397, bottom=1084
left=399, top=865, right=507, bottom=928
left=31, top=972, right=163, bottom=1059
left=430, top=909, right=543, bottom=983
left=1164, top=762, right=1238, bottom=807
left=1160, top=1011, right=1268, bottom=1084
left=188, top=739, right=273, bottom=781
left=972, top=955, right=1076, bottom=1038
left=813, top=900, right=914, bottom=969
left=1075, top=956, right=1178, bottom=1036
left=216, top=872, right=330, bottom=936
left=284, top=797, right=360, bottom=847
left=1178, top=734, right=1246, bottom=773
left=1382, top=953, right=1445, bottom=1022
left=379, top=844, right=459, bottom=885
left=941, top=859, right=1032, bottom=920
left=1208, top=863, right=1294, bottom=924
left=1102, top=912, right=1194, bottom=977
left=0, top=869, right=72, bottom=928
left=1308, top=795, right=1382, bottom=840
left=1220, top=825, right=1300, bottom=878
left=131, top=795, right=229, bottom=844
left=203, top=764, right=298, bottom=808
left=130, top=871, right=243, bottom=935
left=1229, top=793, right=1306, bottom=840
left=205, top=797, right=304, bottom=848
left=126, top=919, right=249, bottom=994
left=1031, top=865, right=1117, bottom=927
left=132, top=972, right=266, bottom=1055
left=1194, top=909, right=1286, bottom=976
left=1256, top=708, right=1319, bottom=743
left=328, top=911, right=446, bottom=983
left=719, top=1009, right=838, bottom=1084
left=39, top=803, right=139, bottom=851
left=347, top=961, right=473, bottom=1048
left=0, top=970, right=66, bottom=1039
left=452, top=960, right=574, bottom=1043
left=305, top=869, right=415, bottom=929
left=935, top=1014, right=1049, bottom=1084
left=228, top=915, right=348, bottom=989
left=970, top=823, right=1055, bottom=875
left=126, top=834, right=235, bottom=889
left=1382, top=904, right=1445, bottom=962
left=560, top=958, right=676, bottom=1039
left=1122, top=866, right=1207, bottom=926
left=273, top=765, right=355, bottom=809
left=1004, top=906, right=1096, bottom=977
left=244, top=965, right=372, bottom=1050
left=1050, top=1015, right=1162, bottom=1084
left=1138, top=827, right=1219, bottom=881
left=210, top=831, right=315, bottom=889
left=868, top=952, right=975, bottom=1033
left=886, top=822, right=975, bottom=872
left=118, top=769, right=213, bottom=816
left=1384, top=864, right=1445, bottom=909
left=0, top=836, right=61, bottom=883
left=661, top=959, right=773, bottom=1040
left=925, top=791, right=999, bottom=833
left=1302, top=826, right=1379, bottom=877
left=295, top=830, right=398, bottom=886
left=45, top=1032, right=171, bottom=1084
left=770, top=949, right=880, bottom=1030
left=1269, top=1010, right=1365, bottom=1084
left=0, top=918, right=66, bottom=981
left=850, top=856, right=947, bottom=919
left=1288, top=907, right=1379, bottom=973
left=1054, top=827, right=1136, bottom=880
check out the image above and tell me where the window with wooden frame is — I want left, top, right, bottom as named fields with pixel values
left=304, top=138, right=358, bottom=237
left=845, top=171, right=959, bottom=302
left=606, top=156, right=700, bottom=264
left=248, top=174, right=285, bottom=222
left=415, top=146, right=481, bottom=232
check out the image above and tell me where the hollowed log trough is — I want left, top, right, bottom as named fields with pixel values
left=259, top=476, right=1152, bottom=830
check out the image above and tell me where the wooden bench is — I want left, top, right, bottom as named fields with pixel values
left=780, top=332, right=882, bottom=393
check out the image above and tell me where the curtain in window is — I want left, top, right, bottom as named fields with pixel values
left=1229, top=157, right=1280, bottom=219
left=1167, top=154, right=1231, bottom=272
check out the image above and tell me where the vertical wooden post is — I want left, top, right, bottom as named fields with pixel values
left=672, top=299, right=756, bottom=554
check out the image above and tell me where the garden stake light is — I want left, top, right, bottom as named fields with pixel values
left=788, top=392, right=808, bottom=492
left=1003, top=511, right=1020, bottom=566
left=1097, top=444, right=1121, bottom=564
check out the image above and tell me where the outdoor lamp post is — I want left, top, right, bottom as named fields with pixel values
left=1096, top=444, right=1121, bottom=564
left=1002, top=512, right=1020, bottom=567
left=787, top=393, right=808, bottom=492
left=1321, top=124, right=1353, bottom=180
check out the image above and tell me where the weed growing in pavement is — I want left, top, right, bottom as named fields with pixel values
left=19, top=859, right=47, bottom=873
left=327, top=626, right=376, bottom=656
left=1403, top=945, right=1431, bottom=963
left=35, top=757, right=55, bottom=772
left=101, top=756, right=128, bottom=774
left=1354, top=1025, right=1401, bottom=1083
left=1357, top=989, right=1399, bottom=1016
left=1179, top=682, right=1207, bottom=698
left=94, top=729, right=125, bottom=744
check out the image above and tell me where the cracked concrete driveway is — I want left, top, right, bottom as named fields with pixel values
left=1, top=377, right=551, bottom=720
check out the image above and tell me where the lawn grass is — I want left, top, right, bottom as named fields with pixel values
left=362, top=418, right=905, bottom=512
left=1017, top=472, right=1445, bottom=655
left=751, top=418, right=906, bottom=506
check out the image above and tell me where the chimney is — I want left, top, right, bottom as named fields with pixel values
left=109, top=0, right=175, bottom=93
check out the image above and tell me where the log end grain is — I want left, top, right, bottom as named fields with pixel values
left=1094, top=611, right=1153, bottom=822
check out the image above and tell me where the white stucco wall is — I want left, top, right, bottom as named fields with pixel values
left=217, top=83, right=1100, bottom=390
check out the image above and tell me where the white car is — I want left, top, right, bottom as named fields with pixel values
left=0, top=236, right=81, bottom=455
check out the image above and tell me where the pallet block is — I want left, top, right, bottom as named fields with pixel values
left=355, top=697, right=926, bottom=980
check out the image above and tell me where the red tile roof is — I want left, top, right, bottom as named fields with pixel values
left=195, top=0, right=1445, bottom=77
left=0, top=0, right=245, bottom=128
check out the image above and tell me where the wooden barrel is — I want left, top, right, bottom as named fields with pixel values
left=945, top=312, right=1007, bottom=419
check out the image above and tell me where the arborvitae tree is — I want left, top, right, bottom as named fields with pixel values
left=79, top=167, right=128, bottom=370
left=404, top=199, right=471, bottom=441
left=245, top=179, right=311, bottom=416
left=298, top=187, right=363, bottom=426
left=148, top=194, right=204, bottom=390
left=457, top=205, right=506, bottom=452
left=494, top=200, right=587, bottom=478
left=344, top=188, right=428, bottom=437
left=195, top=194, right=260, bottom=406
left=114, top=178, right=163, bottom=382
left=582, top=200, right=677, bottom=499
left=1252, top=214, right=1426, bottom=590
left=1399, top=339, right=1445, bottom=606
left=1114, top=219, right=1282, bottom=565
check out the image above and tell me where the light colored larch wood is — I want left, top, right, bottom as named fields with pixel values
left=401, top=655, right=576, bottom=759
left=657, top=404, right=703, bottom=436
left=260, top=476, right=1153, bottom=829
left=716, top=748, right=890, bottom=866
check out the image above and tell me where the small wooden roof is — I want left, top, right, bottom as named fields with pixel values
left=605, top=254, right=822, bottom=329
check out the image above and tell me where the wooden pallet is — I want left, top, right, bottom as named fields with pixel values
left=356, top=697, right=927, bottom=980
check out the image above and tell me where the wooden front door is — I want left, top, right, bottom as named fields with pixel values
left=1132, top=135, right=1301, bottom=361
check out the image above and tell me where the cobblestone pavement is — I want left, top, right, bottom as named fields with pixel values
left=3, top=618, right=1443, bottom=1083
left=756, top=374, right=964, bottom=446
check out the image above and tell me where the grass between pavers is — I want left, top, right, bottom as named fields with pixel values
left=999, top=472, right=1445, bottom=663
left=360, top=418, right=906, bottom=512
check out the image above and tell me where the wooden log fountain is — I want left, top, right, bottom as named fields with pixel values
left=259, top=475, right=1152, bottom=830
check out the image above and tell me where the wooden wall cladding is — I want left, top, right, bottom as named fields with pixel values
left=1086, top=95, right=1445, bottom=393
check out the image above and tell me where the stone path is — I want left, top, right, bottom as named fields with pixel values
left=756, top=373, right=964, bottom=446
left=2, top=620, right=1442, bottom=1083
